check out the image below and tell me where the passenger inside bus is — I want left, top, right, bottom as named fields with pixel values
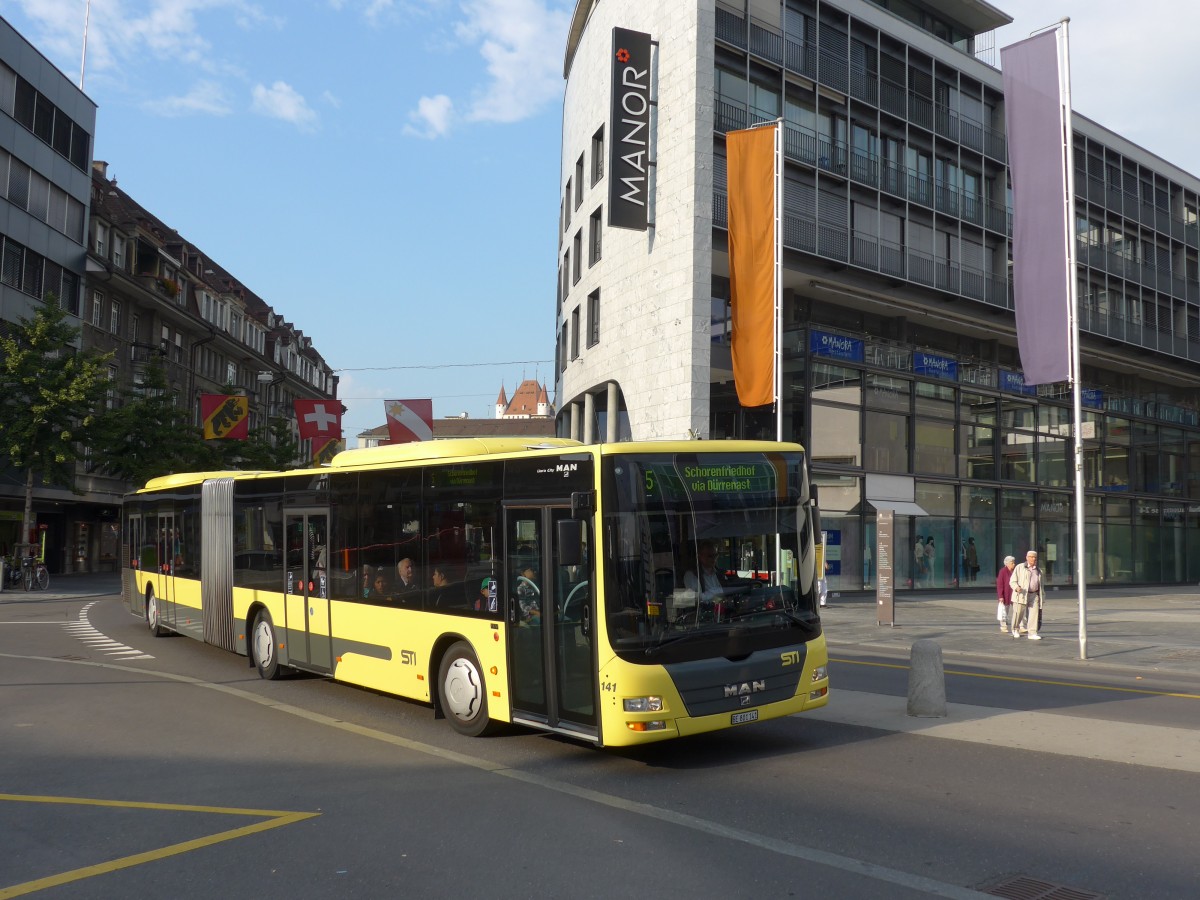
left=366, top=568, right=390, bottom=602
left=430, top=565, right=453, bottom=607
left=394, top=558, right=420, bottom=592
left=516, top=564, right=540, bottom=625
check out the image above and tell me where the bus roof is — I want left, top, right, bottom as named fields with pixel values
left=328, top=437, right=584, bottom=468
left=128, top=439, right=807, bottom=495
left=595, top=439, right=804, bottom=455
left=138, top=470, right=270, bottom=492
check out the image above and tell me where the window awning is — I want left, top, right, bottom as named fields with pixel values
left=866, top=500, right=928, bottom=517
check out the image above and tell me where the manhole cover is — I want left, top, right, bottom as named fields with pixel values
left=985, top=875, right=1104, bottom=900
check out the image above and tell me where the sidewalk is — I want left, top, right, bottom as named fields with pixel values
left=820, top=583, right=1200, bottom=677
left=0, top=571, right=122, bottom=603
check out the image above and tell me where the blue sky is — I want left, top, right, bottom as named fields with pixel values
left=1, top=0, right=574, bottom=444
left=1, top=1, right=1196, bottom=446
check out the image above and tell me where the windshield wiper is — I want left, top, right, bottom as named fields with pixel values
left=643, top=629, right=717, bottom=657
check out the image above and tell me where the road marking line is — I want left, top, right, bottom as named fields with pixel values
left=0, top=794, right=317, bottom=899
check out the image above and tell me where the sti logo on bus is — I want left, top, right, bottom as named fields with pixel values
left=780, top=650, right=801, bottom=666
left=608, top=27, right=652, bottom=231
left=400, top=649, right=416, bottom=666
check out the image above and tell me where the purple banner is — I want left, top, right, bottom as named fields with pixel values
left=1001, top=30, right=1072, bottom=385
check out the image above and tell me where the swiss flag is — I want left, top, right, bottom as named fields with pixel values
left=294, top=399, right=343, bottom=441
left=385, top=399, right=433, bottom=443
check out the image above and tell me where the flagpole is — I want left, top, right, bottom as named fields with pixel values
left=1060, top=18, right=1087, bottom=660
left=79, top=0, right=91, bottom=90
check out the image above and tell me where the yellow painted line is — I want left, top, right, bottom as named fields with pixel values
left=830, top=656, right=1200, bottom=700
left=0, top=795, right=317, bottom=899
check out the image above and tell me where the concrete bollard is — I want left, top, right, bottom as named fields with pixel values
left=907, top=638, right=947, bottom=717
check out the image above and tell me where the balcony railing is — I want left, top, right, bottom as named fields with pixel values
left=785, top=37, right=817, bottom=79
left=749, top=16, right=783, bottom=64
left=715, top=4, right=746, bottom=48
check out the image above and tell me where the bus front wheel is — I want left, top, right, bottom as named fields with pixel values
left=251, top=610, right=282, bottom=680
left=438, top=642, right=492, bottom=737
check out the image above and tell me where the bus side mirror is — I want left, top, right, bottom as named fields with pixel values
left=557, top=519, right=583, bottom=567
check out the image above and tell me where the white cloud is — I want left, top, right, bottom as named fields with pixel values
left=454, top=0, right=570, bottom=124
left=251, top=80, right=319, bottom=130
left=404, top=93, right=454, bottom=138
left=994, top=0, right=1200, bottom=174
left=141, top=80, right=232, bottom=117
left=398, top=0, right=569, bottom=138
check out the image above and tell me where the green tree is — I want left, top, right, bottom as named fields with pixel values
left=0, top=297, right=113, bottom=552
left=216, top=415, right=302, bottom=471
left=92, top=360, right=213, bottom=487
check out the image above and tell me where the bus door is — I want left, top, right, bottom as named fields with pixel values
left=154, top=510, right=177, bottom=629
left=124, top=511, right=141, bottom=615
left=506, top=505, right=597, bottom=738
left=284, top=511, right=332, bottom=672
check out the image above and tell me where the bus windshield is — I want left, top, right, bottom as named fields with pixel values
left=602, top=451, right=820, bottom=663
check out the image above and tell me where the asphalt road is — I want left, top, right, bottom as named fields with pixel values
left=2, top=585, right=1198, bottom=899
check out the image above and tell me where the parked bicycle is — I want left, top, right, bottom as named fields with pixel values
left=3, top=557, right=22, bottom=590
left=2, top=555, right=48, bottom=591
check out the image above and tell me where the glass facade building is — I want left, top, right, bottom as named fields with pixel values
left=555, top=0, right=1200, bottom=589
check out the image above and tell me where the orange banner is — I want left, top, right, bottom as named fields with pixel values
left=200, top=394, right=249, bottom=440
left=727, top=125, right=776, bottom=408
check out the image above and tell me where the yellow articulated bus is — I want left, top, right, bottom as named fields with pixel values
left=123, top=438, right=828, bottom=747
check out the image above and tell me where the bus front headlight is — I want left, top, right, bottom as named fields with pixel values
left=623, top=696, right=664, bottom=713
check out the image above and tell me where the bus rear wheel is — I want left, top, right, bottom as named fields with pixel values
left=438, top=642, right=493, bottom=737
left=147, top=589, right=166, bottom=637
left=251, top=610, right=283, bottom=680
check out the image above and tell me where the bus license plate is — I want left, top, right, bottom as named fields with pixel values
left=731, top=709, right=759, bottom=725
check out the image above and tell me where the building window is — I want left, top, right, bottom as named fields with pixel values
left=587, top=289, right=600, bottom=348
left=94, top=222, right=108, bottom=257
left=575, top=154, right=584, bottom=209
left=563, top=248, right=570, bottom=297
left=174, top=333, right=182, bottom=362
left=591, top=126, right=604, bottom=185
left=1, top=241, right=22, bottom=287
left=564, top=180, right=572, bottom=229
left=91, top=290, right=104, bottom=327
left=572, top=230, right=582, bottom=284
left=160, top=325, right=170, bottom=353
left=60, top=270, right=79, bottom=316
left=109, top=299, right=121, bottom=334
left=589, top=207, right=602, bottom=266
left=559, top=322, right=568, bottom=373
left=570, top=306, right=581, bottom=359
left=112, top=236, right=124, bottom=271
left=106, top=365, right=118, bottom=409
